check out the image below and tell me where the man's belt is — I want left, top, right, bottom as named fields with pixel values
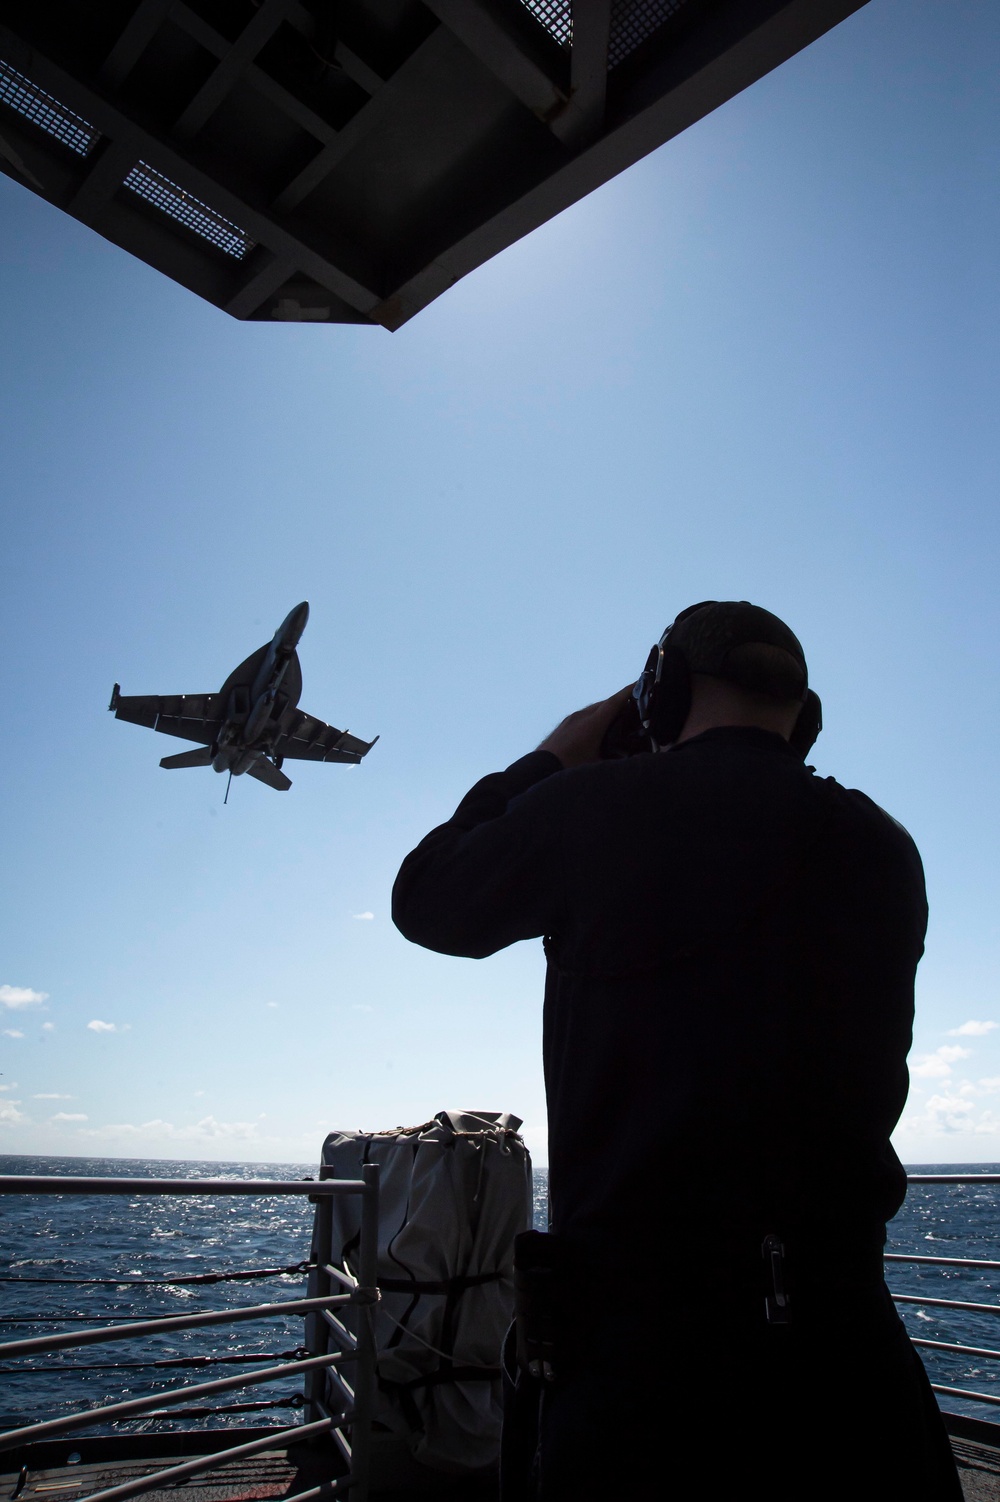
left=513, top=1227, right=887, bottom=1377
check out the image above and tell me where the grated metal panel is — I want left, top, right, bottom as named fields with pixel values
left=122, top=162, right=255, bottom=259
left=608, top=0, right=690, bottom=68
left=0, top=57, right=99, bottom=156
left=518, top=1, right=694, bottom=69
left=517, top=0, right=572, bottom=48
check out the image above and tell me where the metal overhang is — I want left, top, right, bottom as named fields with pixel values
left=0, top=0, right=868, bottom=329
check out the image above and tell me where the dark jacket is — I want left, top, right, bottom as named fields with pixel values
left=392, top=727, right=926, bottom=1269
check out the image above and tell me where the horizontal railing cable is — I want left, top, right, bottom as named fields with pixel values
left=0, top=1348, right=309, bottom=1375
left=932, top=1384, right=1000, bottom=1409
left=0, top=1293, right=354, bottom=1360
left=906, top=1175, right=1000, bottom=1184
left=109, top=1394, right=305, bottom=1421
left=885, top=1253, right=1000, bottom=1271
left=0, top=1350, right=348, bottom=1449
left=323, top=1263, right=358, bottom=1290
left=1, top=1309, right=309, bottom=1323
left=0, top=1262, right=313, bottom=1286
left=0, top=1176, right=357, bottom=1197
left=892, top=1294, right=1000, bottom=1318
left=911, top=1337, right=1000, bottom=1363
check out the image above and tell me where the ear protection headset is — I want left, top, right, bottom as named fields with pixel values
left=633, top=600, right=823, bottom=759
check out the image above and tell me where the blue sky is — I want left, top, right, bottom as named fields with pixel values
left=2, top=0, right=999, bottom=1165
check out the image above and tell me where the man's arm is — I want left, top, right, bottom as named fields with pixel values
left=391, top=688, right=632, bottom=959
left=391, top=750, right=564, bottom=958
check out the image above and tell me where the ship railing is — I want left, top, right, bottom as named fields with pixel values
left=890, top=1172, right=1000, bottom=1420
left=0, top=1168, right=380, bottom=1502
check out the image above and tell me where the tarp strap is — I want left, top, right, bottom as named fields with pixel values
left=377, top=1361, right=501, bottom=1436
left=378, top=1270, right=504, bottom=1295
left=385, top=1365, right=501, bottom=1391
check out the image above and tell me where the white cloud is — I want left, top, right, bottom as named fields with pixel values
left=949, top=1020, right=998, bottom=1037
left=0, top=1098, right=26, bottom=1125
left=3, top=1029, right=25, bottom=1039
left=41, top=1022, right=55, bottom=1032
left=33, top=1093, right=73, bottom=1100
left=194, top=1090, right=206, bottom=1098
left=0, top=1082, right=18, bottom=1092
left=895, top=1071, right=1000, bottom=1139
left=87, top=1020, right=118, bottom=1033
left=898, top=1090, right=977, bottom=1135
left=911, top=1045, right=972, bottom=1079
left=352, top=912, right=375, bottom=921
left=79, top=1115, right=258, bottom=1143
left=52, top=1112, right=88, bottom=1122
left=0, top=985, right=48, bottom=1010
left=266, top=1002, right=279, bottom=1008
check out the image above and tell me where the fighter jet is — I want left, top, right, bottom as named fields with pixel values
left=109, top=603, right=376, bottom=793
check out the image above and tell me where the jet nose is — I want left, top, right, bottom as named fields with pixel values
left=278, top=601, right=309, bottom=647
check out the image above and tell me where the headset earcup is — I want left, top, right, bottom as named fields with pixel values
left=649, top=643, right=692, bottom=746
left=789, top=690, right=822, bottom=760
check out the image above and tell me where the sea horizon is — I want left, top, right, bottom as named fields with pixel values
left=5, top=1152, right=1000, bottom=1428
left=2, top=1150, right=997, bottom=1171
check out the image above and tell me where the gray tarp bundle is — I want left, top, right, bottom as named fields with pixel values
left=316, top=1110, right=532, bottom=1473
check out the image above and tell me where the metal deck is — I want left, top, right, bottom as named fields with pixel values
left=0, top=0, right=866, bottom=328
left=2, top=1422, right=999, bottom=1502
left=0, top=1431, right=497, bottom=1502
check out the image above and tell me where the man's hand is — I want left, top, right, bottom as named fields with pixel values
left=537, top=687, right=635, bottom=769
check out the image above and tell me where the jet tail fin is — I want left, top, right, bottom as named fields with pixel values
left=246, top=756, right=292, bottom=792
left=160, top=747, right=214, bottom=769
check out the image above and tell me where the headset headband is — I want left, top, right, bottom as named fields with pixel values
left=633, top=600, right=822, bottom=759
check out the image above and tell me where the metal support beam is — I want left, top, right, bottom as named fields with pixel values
left=173, top=0, right=295, bottom=141
left=171, top=4, right=337, bottom=145
left=270, top=28, right=450, bottom=215
left=101, top=0, right=171, bottom=88
left=332, top=41, right=384, bottom=100
left=567, top=0, right=611, bottom=146
left=67, top=138, right=136, bottom=223
left=423, top=0, right=569, bottom=126
left=0, top=121, right=46, bottom=189
left=286, top=1, right=386, bottom=96
left=225, top=249, right=298, bottom=318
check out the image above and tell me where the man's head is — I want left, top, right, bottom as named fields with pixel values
left=637, top=601, right=821, bottom=755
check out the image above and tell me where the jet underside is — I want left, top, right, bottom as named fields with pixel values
left=110, top=605, right=376, bottom=792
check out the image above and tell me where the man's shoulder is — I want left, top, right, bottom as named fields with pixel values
left=815, top=773, right=913, bottom=833
left=812, top=773, right=924, bottom=872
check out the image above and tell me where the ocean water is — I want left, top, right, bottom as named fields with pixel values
left=1, top=1155, right=998, bottom=1438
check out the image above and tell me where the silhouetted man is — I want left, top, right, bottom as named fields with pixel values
left=392, top=602, right=961, bottom=1500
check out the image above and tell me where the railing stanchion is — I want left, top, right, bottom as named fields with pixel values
left=305, top=1170, right=335, bottom=1425
left=348, top=1162, right=380, bottom=1502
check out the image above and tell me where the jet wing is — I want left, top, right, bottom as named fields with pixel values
left=111, top=690, right=225, bottom=747
left=275, top=710, right=377, bottom=765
